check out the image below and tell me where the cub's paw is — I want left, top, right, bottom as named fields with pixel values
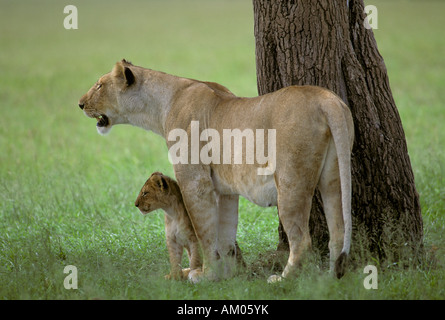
left=165, top=272, right=183, bottom=280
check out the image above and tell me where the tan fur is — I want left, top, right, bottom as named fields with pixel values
left=80, top=60, right=354, bottom=282
left=135, top=172, right=202, bottom=280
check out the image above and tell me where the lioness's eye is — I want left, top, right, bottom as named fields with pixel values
left=97, top=83, right=102, bottom=89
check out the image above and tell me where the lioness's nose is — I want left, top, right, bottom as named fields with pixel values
left=78, top=103, right=84, bottom=110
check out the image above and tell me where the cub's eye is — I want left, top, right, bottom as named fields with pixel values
left=142, top=192, right=149, bottom=197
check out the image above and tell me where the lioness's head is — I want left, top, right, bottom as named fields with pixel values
left=135, top=172, right=180, bottom=215
left=78, top=59, right=137, bottom=135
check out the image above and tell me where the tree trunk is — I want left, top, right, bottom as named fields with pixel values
left=253, top=0, right=423, bottom=263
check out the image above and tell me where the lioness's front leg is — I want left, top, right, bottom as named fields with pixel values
left=217, top=194, right=240, bottom=277
left=175, top=169, right=220, bottom=282
left=186, top=241, right=202, bottom=274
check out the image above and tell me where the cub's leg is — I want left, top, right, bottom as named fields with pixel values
left=318, top=140, right=345, bottom=273
left=165, top=237, right=184, bottom=280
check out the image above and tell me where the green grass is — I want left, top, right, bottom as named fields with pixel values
left=0, top=0, right=444, bottom=300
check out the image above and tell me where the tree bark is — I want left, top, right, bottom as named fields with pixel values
left=253, top=0, right=423, bottom=262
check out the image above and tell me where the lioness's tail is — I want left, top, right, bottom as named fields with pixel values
left=323, top=98, right=354, bottom=279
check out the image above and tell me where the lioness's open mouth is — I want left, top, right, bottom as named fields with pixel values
left=96, top=114, right=109, bottom=127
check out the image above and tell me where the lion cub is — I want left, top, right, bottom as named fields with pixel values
left=135, top=172, right=202, bottom=280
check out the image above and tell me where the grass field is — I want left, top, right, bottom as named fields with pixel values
left=0, top=0, right=444, bottom=300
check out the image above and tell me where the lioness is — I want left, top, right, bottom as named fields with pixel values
left=79, top=59, right=354, bottom=282
left=135, top=172, right=202, bottom=280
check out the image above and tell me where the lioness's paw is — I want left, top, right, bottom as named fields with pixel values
left=181, top=268, right=191, bottom=278
left=267, top=274, right=283, bottom=284
left=187, top=269, right=204, bottom=284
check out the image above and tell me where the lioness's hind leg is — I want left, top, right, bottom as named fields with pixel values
left=318, top=141, right=345, bottom=273
left=272, top=190, right=313, bottom=281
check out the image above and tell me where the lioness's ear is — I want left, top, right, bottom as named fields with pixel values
left=124, top=67, right=135, bottom=86
left=112, top=61, right=135, bottom=87
left=121, top=59, right=133, bottom=66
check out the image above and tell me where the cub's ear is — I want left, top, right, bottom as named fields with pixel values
left=112, top=61, right=135, bottom=87
left=150, top=171, right=163, bottom=177
left=153, top=174, right=169, bottom=192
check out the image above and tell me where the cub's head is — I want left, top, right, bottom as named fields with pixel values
left=78, top=59, right=137, bottom=135
left=135, top=172, right=179, bottom=215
